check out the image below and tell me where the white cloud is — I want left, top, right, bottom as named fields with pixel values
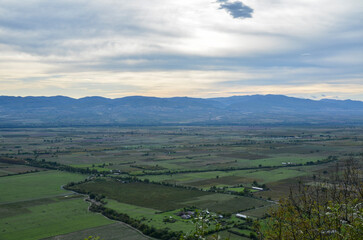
left=0, top=0, right=362, bottom=99
left=1, top=0, right=361, bottom=58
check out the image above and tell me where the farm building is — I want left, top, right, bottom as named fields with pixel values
left=252, top=186, right=264, bottom=191
left=236, top=213, right=248, bottom=219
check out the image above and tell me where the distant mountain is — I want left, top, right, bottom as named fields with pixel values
left=0, top=95, right=362, bottom=127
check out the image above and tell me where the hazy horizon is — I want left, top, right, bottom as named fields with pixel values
left=1, top=93, right=363, bottom=102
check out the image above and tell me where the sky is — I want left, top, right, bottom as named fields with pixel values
left=0, top=0, right=362, bottom=100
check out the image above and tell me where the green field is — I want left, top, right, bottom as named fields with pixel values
left=0, top=197, right=112, bottom=240
left=240, top=205, right=277, bottom=218
left=0, top=163, right=44, bottom=177
left=139, top=167, right=311, bottom=190
left=209, top=230, right=250, bottom=240
left=228, top=187, right=245, bottom=192
left=0, top=171, right=87, bottom=203
left=105, top=199, right=196, bottom=233
left=70, top=180, right=268, bottom=214
left=182, top=194, right=267, bottom=213
left=69, top=180, right=211, bottom=211
left=0, top=171, right=115, bottom=240
left=44, top=222, right=153, bottom=240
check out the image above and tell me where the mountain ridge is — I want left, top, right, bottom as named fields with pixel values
left=1, top=94, right=362, bottom=127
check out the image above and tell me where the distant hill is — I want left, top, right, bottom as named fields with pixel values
left=0, top=95, right=362, bottom=127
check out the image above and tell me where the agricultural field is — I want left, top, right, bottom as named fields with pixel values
left=0, top=197, right=112, bottom=240
left=105, top=199, right=198, bottom=233
left=2, top=127, right=361, bottom=172
left=69, top=180, right=268, bottom=213
left=0, top=126, right=362, bottom=239
left=239, top=205, right=278, bottom=219
left=44, top=222, right=153, bottom=240
left=210, top=230, right=250, bottom=240
left=0, top=162, right=43, bottom=177
left=139, top=167, right=311, bottom=189
left=0, top=171, right=114, bottom=240
left=0, top=171, right=86, bottom=203
left=69, top=180, right=211, bottom=211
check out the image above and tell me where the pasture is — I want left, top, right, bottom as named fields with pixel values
left=0, top=170, right=87, bottom=203
left=182, top=193, right=267, bottom=213
left=105, top=199, right=195, bottom=233
left=209, top=230, right=250, bottom=240
left=0, top=170, right=115, bottom=240
left=44, top=222, right=153, bottom=240
left=0, top=197, right=112, bottom=240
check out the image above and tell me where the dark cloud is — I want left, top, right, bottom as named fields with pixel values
left=217, top=0, right=253, bottom=19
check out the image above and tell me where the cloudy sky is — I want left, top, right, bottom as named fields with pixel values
left=0, top=0, right=362, bottom=100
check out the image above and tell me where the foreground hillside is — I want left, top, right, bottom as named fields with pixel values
left=1, top=95, right=363, bottom=126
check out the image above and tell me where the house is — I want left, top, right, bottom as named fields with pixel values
left=181, top=214, right=191, bottom=219
left=252, top=186, right=264, bottom=191
left=187, top=211, right=195, bottom=216
left=236, top=213, right=248, bottom=219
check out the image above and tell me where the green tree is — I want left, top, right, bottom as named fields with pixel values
left=84, top=236, right=101, bottom=240
left=256, top=158, right=362, bottom=240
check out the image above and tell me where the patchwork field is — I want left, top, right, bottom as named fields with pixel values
left=0, top=126, right=362, bottom=239
left=2, top=127, right=360, bottom=174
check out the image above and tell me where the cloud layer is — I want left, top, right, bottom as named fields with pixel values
left=0, top=0, right=362, bottom=100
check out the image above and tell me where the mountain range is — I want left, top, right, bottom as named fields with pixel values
left=1, top=95, right=363, bottom=127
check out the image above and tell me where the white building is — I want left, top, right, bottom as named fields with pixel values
left=236, top=213, right=248, bottom=219
left=252, top=186, right=264, bottom=191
